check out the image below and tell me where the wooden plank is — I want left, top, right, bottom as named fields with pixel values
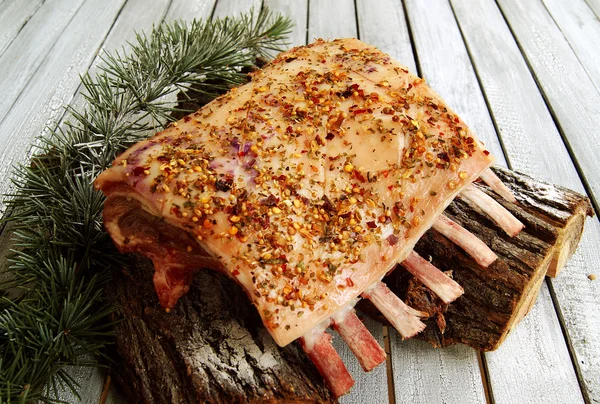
left=0, top=0, right=127, bottom=212
left=550, top=219, right=600, bottom=403
left=541, top=0, right=600, bottom=92
left=356, top=0, right=416, bottom=73
left=332, top=316, right=389, bottom=404
left=451, top=0, right=600, bottom=401
left=403, top=0, right=505, bottom=163
left=485, top=284, right=584, bottom=403
left=496, top=0, right=600, bottom=208
left=212, top=0, right=261, bottom=19
left=307, top=0, right=357, bottom=41
left=0, top=0, right=86, bottom=125
left=165, top=0, right=216, bottom=21
left=264, top=0, right=308, bottom=48
left=0, top=0, right=44, bottom=57
left=390, top=336, right=485, bottom=404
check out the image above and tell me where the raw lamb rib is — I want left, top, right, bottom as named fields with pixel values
left=96, top=38, right=517, bottom=397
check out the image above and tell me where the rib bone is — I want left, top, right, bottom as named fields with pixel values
left=331, top=302, right=386, bottom=372
left=480, top=168, right=517, bottom=203
left=299, top=325, right=354, bottom=398
left=433, top=215, right=498, bottom=267
left=362, top=281, right=426, bottom=339
left=461, top=184, right=524, bottom=237
left=401, top=251, right=464, bottom=304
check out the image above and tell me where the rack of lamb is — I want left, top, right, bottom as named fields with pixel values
left=96, top=38, right=536, bottom=397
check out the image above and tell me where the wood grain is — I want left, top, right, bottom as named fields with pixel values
left=68, top=0, right=171, bottom=113
left=391, top=337, right=486, bottom=404
left=0, top=0, right=86, bottom=125
left=451, top=0, right=600, bottom=401
left=165, top=0, right=215, bottom=21
left=355, top=0, right=417, bottom=72
left=212, top=0, right=261, bottom=19
left=264, top=0, right=308, bottom=48
left=485, top=284, right=584, bottom=403
left=308, top=0, right=357, bottom=41
left=542, top=0, right=600, bottom=93
left=0, top=0, right=43, bottom=57
left=497, top=0, right=600, bottom=209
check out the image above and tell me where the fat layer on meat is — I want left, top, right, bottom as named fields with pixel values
left=95, top=38, right=494, bottom=347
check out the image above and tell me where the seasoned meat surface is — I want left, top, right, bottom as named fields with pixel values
left=96, top=38, right=494, bottom=347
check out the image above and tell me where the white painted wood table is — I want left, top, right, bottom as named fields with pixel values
left=1, top=0, right=599, bottom=403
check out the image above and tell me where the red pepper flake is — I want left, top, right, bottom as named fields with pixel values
left=353, top=170, right=366, bottom=182
left=132, top=166, right=149, bottom=176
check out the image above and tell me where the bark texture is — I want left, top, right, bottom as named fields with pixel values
left=106, top=258, right=335, bottom=404
left=359, top=167, right=593, bottom=351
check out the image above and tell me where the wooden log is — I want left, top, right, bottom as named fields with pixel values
left=105, top=257, right=334, bottom=404
left=359, top=166, right=593, bottom=351
left=491, top=166, right=594, bottom=278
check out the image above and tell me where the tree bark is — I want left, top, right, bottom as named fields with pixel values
left=105, top=258, right=335, bottom=404
left=359, top=167, right=593, bottom=351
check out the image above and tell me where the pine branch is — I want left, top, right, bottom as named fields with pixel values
left=0, top=8, right=292, bottom=402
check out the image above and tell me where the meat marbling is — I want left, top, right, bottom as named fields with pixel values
left=95, top=38, right=497, bottom=395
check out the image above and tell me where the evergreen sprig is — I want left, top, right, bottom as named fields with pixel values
left=0, top=8, right=292, bottom=402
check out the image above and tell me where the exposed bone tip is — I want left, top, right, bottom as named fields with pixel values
left=402, top=251, right=464, bottom=304
left=481, top=168, right=517, bottom=203
left=461, top=184, right=525, bottom=238
left=331, top=307, right=386, bottom=372
left=363, top=281, right=428, bottom=339
left=433, top=215, right=499, bottom=268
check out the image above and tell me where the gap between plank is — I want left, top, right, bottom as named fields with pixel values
left=476, top=350, right=495, bottom=404
left=546, top=278, right=591, bottom=404
left=401, top=0, right=422, bottom=77
left=446, top=0, right=514, bottom=172
left=383, top=325, right=396, bottom=404
left=492, top=0, right=600, bottom=219
left=209, top=0, right=219, bottom=20
left=353, top=0, right=361, bottom=40
left=305, top=0, right=310, bottom=45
